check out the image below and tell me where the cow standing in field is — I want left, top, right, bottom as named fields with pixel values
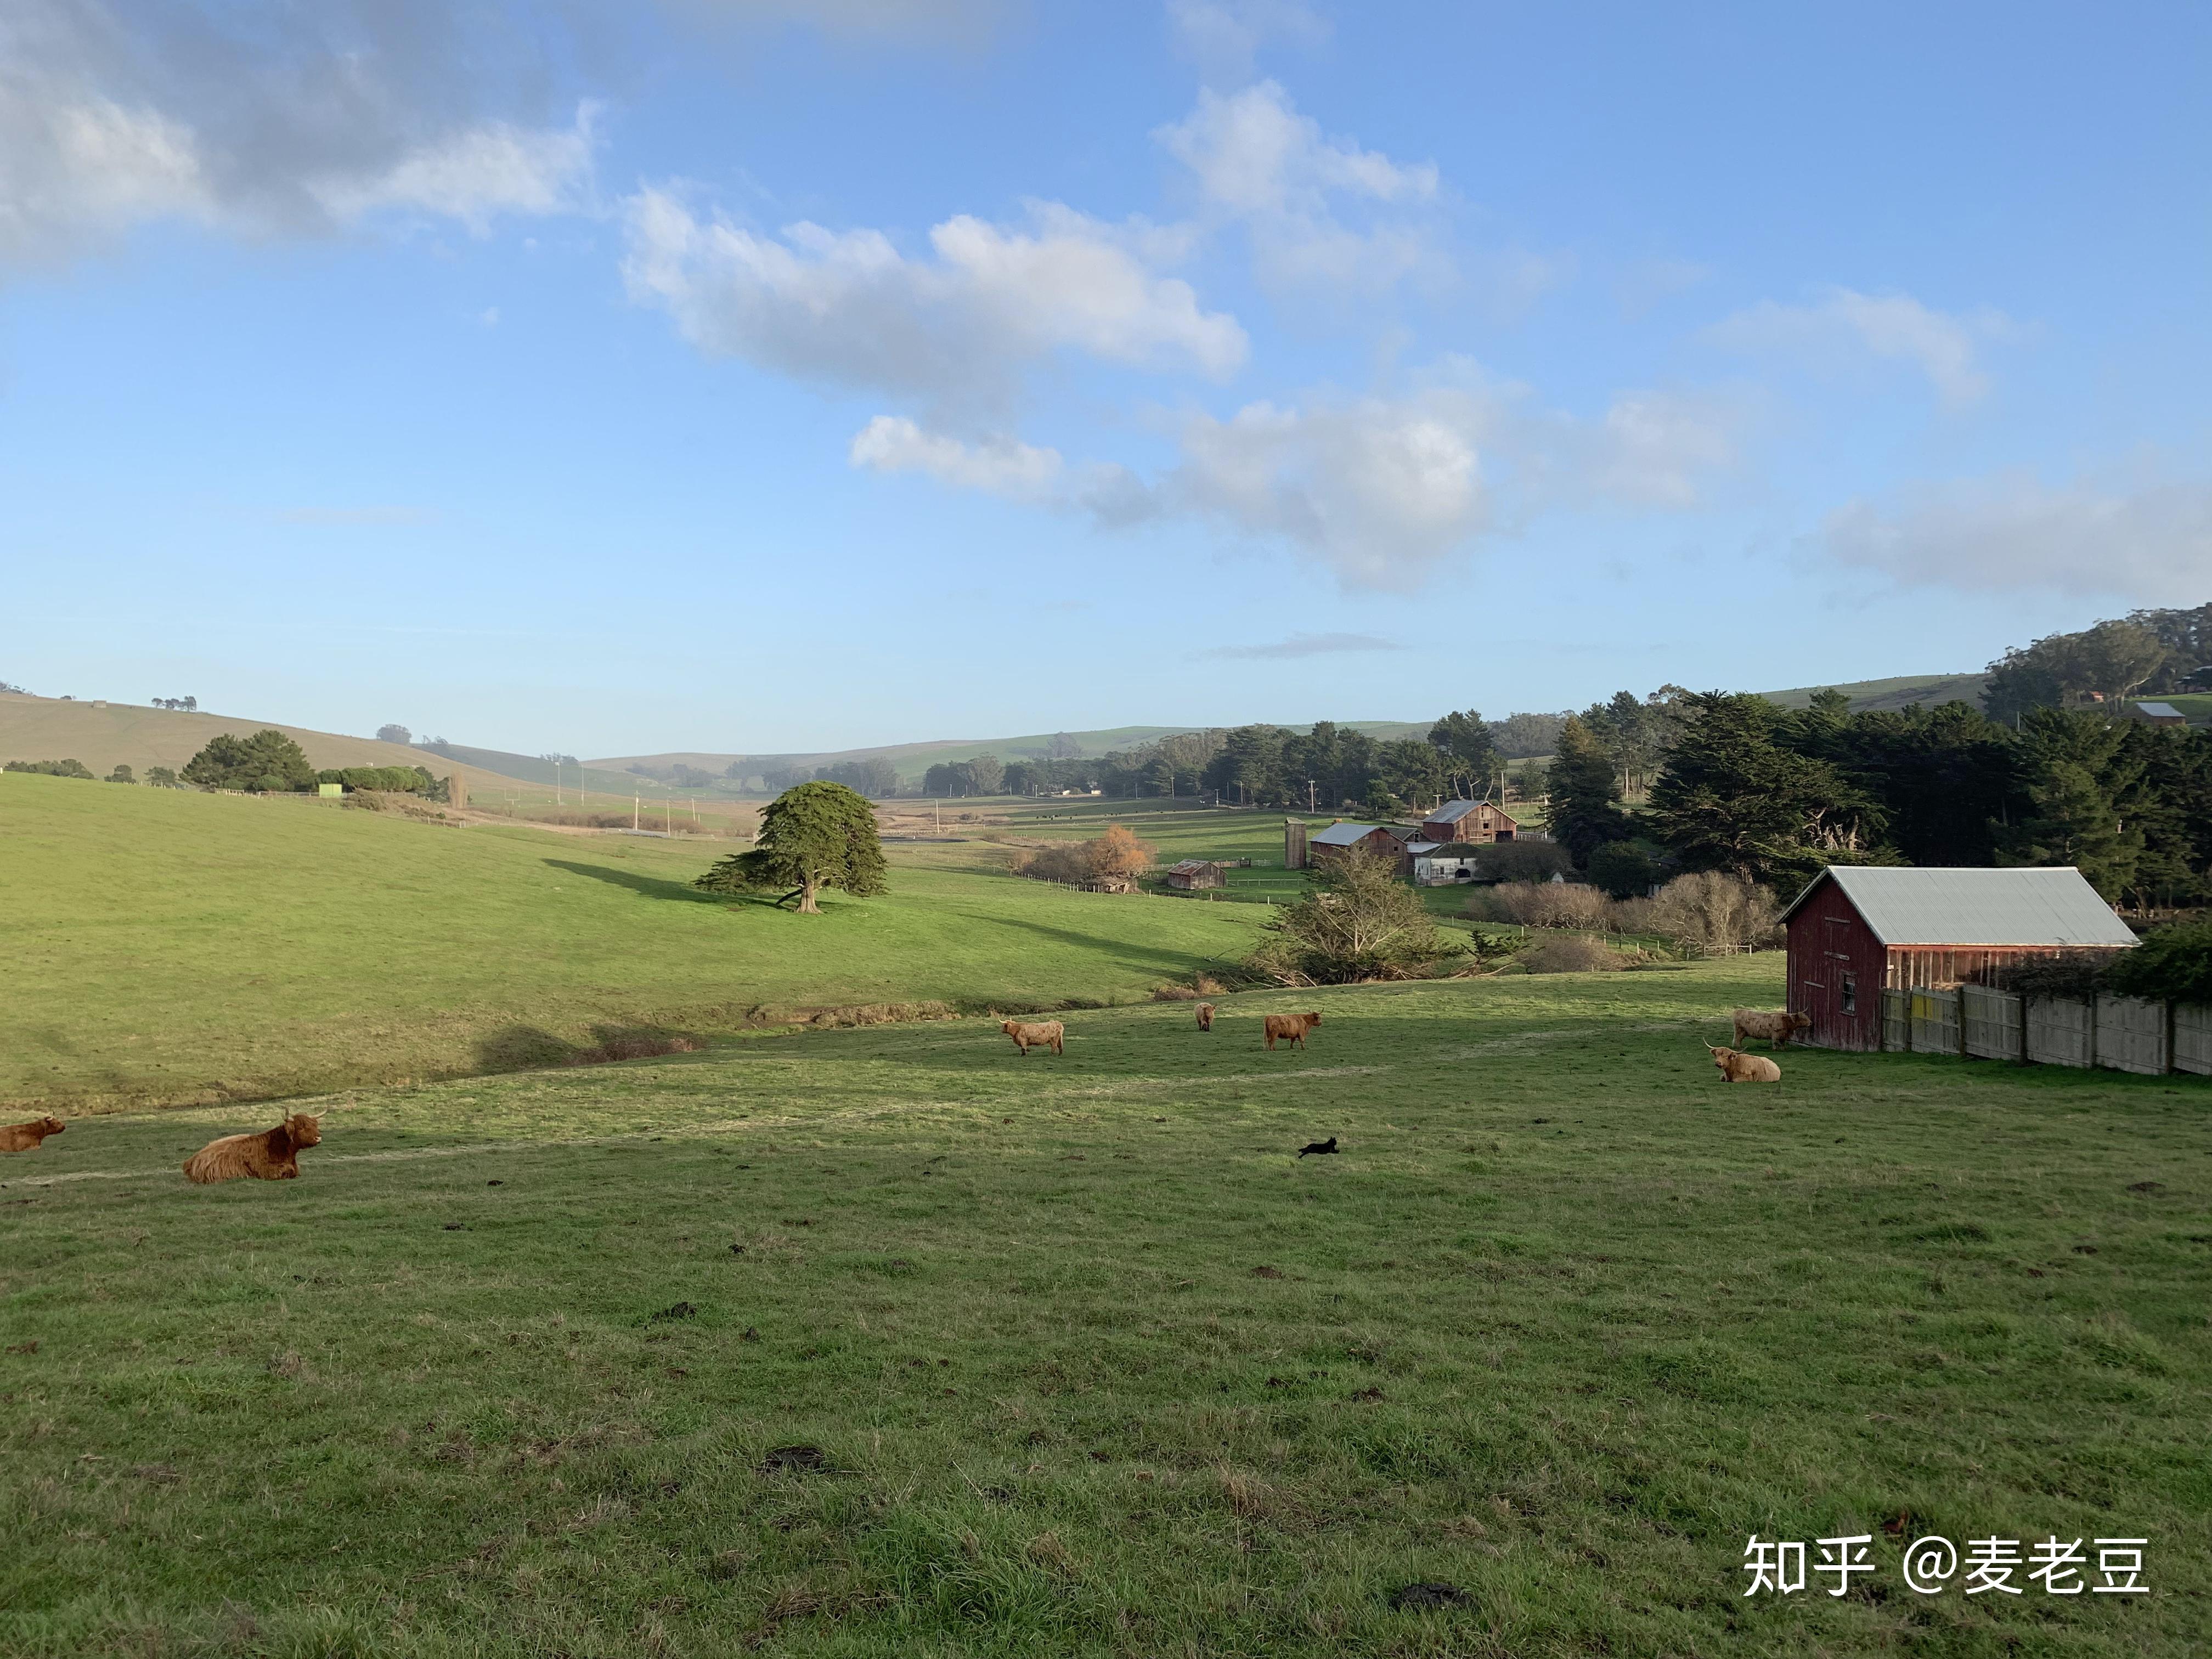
left=1195, top=1002, right=1216, bottom=1031
left=1263, top=1012, right=1322, bottom=1052
left=1707, top=1044, right=1781, bottom=1083
left=0, top=1115, right=65, bottom=1153
left=1001, top=1019, right=1065, bottom=1056
left=183, top=1113, right=323, bottom=1183
left=1731, top=1008, right=1811, bottom=1050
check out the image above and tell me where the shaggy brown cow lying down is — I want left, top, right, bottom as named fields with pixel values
left=1707, top=1044, right=1781, bottom=1083
left=1001, top=1019, right=1065, bottom=1056
left=1195, top=1002, right=1216, bottom=1031
left=1732, top=1008, right=1811, bottom=1049
left=183, top=1113, right=323, bottom=1183
left=0, top=1115, right=66, bottom=1153
left=1263, top=1011, right=1323, bottom=1051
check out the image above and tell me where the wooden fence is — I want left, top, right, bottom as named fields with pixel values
left=1880, top=986, right=2207, bottom=1078
left=2176, top=1005, right=2212, bottom=1077
left=1908, top=988, right=1962, bottom=1056
left=2026, top=996, right=2093, bottom=1069
left=1962, top=984, right=2024, bottom=1062
left=2095, top=994, right=2168, bottom=1076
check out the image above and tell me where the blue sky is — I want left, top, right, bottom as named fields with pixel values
left=3, top=0, right=2206, bottom=757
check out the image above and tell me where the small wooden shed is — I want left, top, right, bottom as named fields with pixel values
left=1782, top=866, right=2137, bottom=1051
left=1163, top=858, right=1227, bottom=891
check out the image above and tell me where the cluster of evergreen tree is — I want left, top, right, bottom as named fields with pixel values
left=1548, top=687, right=2212, bottom=906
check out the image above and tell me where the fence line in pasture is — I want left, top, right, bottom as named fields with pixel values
left=1877, top=984, right=2207, bottom=1079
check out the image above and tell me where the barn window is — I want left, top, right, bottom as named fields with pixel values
left=1841, top=973, right=1857, bottom=1014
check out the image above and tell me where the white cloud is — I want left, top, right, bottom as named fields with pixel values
left=1156, top=80, right=1449, bottom=296
left=622, top=188, right=1245, bottom=408
left=1165, top=392, right=1486, bottom=588
left=849, top=415, right=1064, bottom=499
left=314, top=107, right=597, bottom=232
left=1815, top=470, right=2212, bottom=603
left=1167, top=0, right=1330, bottom=79
left=0, top=3, right=596, bottom=268
left=848, top=369, right=1735, bottom=590
left=1707, top=286, right=2007, bottom=405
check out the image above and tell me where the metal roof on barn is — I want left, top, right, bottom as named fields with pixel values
left=1166, top=858, right=1216, bottom=875
left=1780, top=866, right=2138, bottom=948
left=1426, top=799, right=1515, bottom=823
left=1309, top=821, right=1391, bottom=847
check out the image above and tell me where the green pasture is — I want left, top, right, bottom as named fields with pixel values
left=3, top=960, right=2205, bottom=1657
left=0, top=775, right=1268, bottom=1115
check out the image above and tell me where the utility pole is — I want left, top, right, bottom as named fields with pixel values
left=1307, top=777, right=1317, bottom=813
left=633, top=793, right=640, bottom=832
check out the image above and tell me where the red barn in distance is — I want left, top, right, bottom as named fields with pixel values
left=1419, top=799, right=1520, bottom=845
left=1306, top=821, right=1409, bottom=870
left=1782, top=866, right=2137, bottom=1052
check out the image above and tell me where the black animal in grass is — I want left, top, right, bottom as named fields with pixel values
left=1297, top=1136, right=1339, bottom=1159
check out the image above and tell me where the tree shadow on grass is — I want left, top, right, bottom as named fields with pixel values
left=475, top=1022, right=707, bottom=1073
left=544, top=859, right=731, bottom=905
left=956, top=910, right=1233, bottom=979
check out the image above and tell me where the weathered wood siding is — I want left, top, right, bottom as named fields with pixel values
left=2026, top=997, right=2094, bottom=1069
left=1909, top=988, right=1963, bottom=1056
left=2094, top=994, right=2169, bottom=1076
left=2175, top=1005, right=2212, bottom=1077
left=1962, top=985, right=2026, bottom=1062
left=1785, top=878, right=1887, bottom=1051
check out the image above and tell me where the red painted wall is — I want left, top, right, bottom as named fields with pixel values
left=1785, top=879, right=1888, bottom=1051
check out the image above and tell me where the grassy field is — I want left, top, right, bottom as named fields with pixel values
left=3, top=960, right=2205, bottom=1657
left=0, top=775, right=1268, bottom=1115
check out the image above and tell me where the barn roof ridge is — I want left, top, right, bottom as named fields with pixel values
left=1781, top=865, right=2138, bottom=949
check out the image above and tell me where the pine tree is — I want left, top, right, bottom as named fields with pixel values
left=695, top=781, right=887, bottom=913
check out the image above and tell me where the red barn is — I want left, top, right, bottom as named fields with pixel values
left=1419, top=799, right=1520, bottom=844
left=1782, top=866, right=2137, bottom=1051
left=1307, top=821, right=1407, bottom=869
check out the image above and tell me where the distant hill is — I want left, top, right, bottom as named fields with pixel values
left=592, top=720, right=1432, bottom=787
left=1755, top=673, right=1989, bottom=714
left=0, top=692, right=532, bottom=795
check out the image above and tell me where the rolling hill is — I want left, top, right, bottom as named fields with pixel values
left=1755, top=672, right=1989, bottom=713
left=592, top=720, right=1434, bottom=787
left=0, top=691, right=529, bottom=797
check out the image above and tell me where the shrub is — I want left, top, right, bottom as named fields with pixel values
left=1466, top=840, right=1573, bottom=883
left=105, top=764, right=136, bottom=785
left=145, top=766, right=179, bottom=788
left=1012, top=825, right=1157, bottom=885
left=1646, top=871, right=1781, bottom=952
left=1248, top=849, right=1460, bottom=984
left=1519, top=934, right=1630, bottom=974
left=2107, top=922, right=2212, bottom=1005
left=5, top=758, right=95, bottom=778
left=1477, top=880, right=1611, bottom=929
left=1585, top=840, right=1661, bottom=898
left=1965, top=951, right=2117, bottom=1000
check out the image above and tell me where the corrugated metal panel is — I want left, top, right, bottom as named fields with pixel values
left=1308, top=821, right=1386, bottom=847
left=1781, top=867, right=2138, bottom=948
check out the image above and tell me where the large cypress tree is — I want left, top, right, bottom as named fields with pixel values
left=696, top=781, right=887, bottom=913
left=1647, top=693, right=1883, bottom=886
left=1993, top=709, right=2141, bottom=900
left=179, top=729, right=316, bottom=793
left=1545, top=715, right=1632, bottom=866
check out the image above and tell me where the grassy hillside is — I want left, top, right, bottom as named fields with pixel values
left=0, top=772, right=1269, bottom=1114
left=4, top=962, right=2204, bottom=1657
left=0, top=691, right=526, bottom=798
left=595, top=721, right=1434, bottom=788
left=1756, top=673, right=1989, bottom=713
